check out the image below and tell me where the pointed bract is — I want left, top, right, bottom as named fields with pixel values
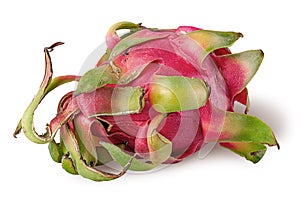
left=187, top=30, right=243, bottom=63
left=214, top=50, right=264, bottom=101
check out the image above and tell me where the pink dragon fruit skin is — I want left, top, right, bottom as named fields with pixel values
left=14, top=22, right=279, bottom=181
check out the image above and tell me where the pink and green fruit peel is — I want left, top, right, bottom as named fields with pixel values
left=14, top=21, right=279, bottom=181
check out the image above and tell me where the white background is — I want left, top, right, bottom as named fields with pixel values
left=1, top=0, right=298, bottom=198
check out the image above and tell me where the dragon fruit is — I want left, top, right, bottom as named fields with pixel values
left=14, top=22, right=279, bottom=181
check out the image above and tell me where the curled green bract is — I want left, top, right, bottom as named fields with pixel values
left=14, top=42, right=79, bottom=144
